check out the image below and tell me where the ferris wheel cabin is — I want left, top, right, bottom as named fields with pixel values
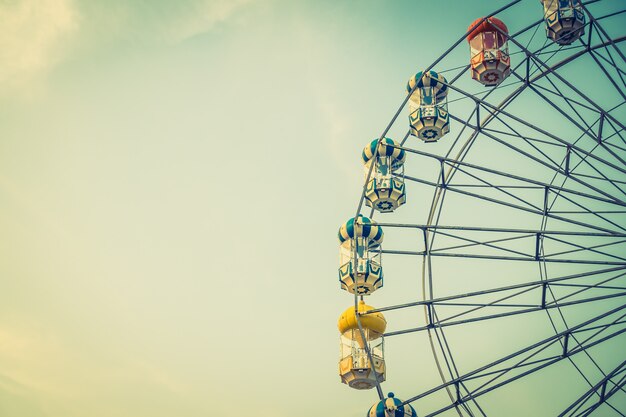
left=367, top=393, right=417, bottom=417
left=363, top=138, right=406, bottom=212
left=467, top=17, right=511, bottom=86
left=407, top=71, right=450, bottom=142
left=540, top=0, right=585, bottom=45
left=338, top=216, right=384, bottom=295
left=338, top=302, right=386, bottom=390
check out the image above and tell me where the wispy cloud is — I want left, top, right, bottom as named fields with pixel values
left=0, top=0, right=78, bottom=89
left=0, top=323, right=69, bottom=396
left=0, top=321, right=189, bottom=415
left=0, top=0, right=254, bottom=95
left=164, top=0, right=254, bottom=42
left=78, top=0, right=255, bottom=45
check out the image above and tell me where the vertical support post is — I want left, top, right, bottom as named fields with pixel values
left=600, top=379, right=607, bottom=402
left=427, top=303, right=434, bottom=328
left=564, top=146, right=571, bottom=176
left=597, top=113, right=604, bottom=144
left=440, top=160, right=447, bottom=188
left=535, top=233, right=543, bottom=261
left=562, top=332, right=569, bottom=357
left=586, top=21, right=593, bottom=52
left=541, top=282, right=547, bottom=309
left=475, top=101, right=481, bottom=131
left=525, top=53, right=530, bottom=85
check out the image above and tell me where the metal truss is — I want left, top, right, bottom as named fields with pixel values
left=394, top=304, right=626, bottom=416
left=347, top=1, right=626, bottom=416
left=559, top=360, right=626, bottom=417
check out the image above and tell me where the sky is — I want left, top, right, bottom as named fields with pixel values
left=0, top=1, right=625, bottom=416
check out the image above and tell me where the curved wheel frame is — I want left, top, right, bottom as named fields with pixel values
left=349, top=1, right=626, bottom=416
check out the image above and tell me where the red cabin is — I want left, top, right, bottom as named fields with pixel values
left=467, top=17, right=510, bottom=86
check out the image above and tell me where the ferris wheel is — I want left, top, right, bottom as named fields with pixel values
left=334, top=1, right=626, bottom=416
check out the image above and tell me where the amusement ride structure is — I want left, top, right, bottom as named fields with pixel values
left=334, top=1, right=626, bottom=416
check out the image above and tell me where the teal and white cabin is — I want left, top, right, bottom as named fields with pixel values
left=362, top=138, right=406, bottom=213
left=541, top=0, right=585, bottom=45
left=337, top=215, right=384, bottom=295
left=407, top=71, right=450, bottom=142
left=367, top=393, right=418, bottom=417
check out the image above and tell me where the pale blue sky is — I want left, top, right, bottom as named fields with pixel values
left=1, top=1, right=625, bottom=416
